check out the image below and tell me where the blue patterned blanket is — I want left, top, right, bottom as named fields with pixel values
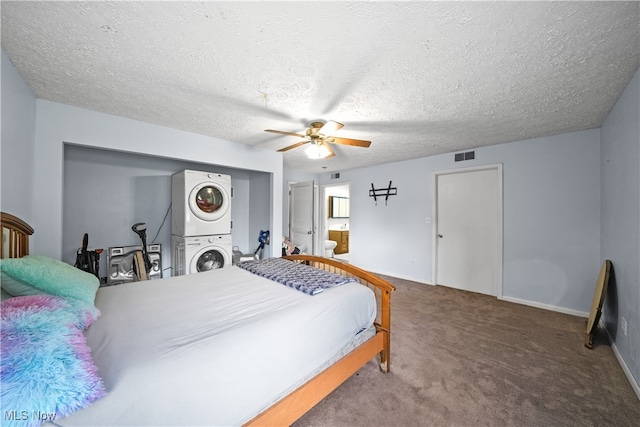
left=238, top=258, right=356, bottom=295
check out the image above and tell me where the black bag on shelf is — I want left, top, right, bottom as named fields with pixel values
left=74, top=233, right=101, bottom=278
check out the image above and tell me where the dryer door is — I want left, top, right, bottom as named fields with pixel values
left=189, top=246, right=230, bottom=273
left=188, top=181, right=230, bottom=222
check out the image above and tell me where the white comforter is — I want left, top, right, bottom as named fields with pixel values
left=55, top=266, right=376, bottom=426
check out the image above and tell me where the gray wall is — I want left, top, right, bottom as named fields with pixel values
left=318, top=128, right=602, bottom=316
left=63, top=144, right=270, bottom=278
left=1, top=50, right=36, bottom=222
left=601, top=69, right=640, bottom=386
left=248, top=171, right=272, bottom=257
left=31, top=100, right=283, bottom=260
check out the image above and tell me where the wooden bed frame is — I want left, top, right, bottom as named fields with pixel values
left=247, top=255, right=395, bottom=426
left=0, top=213, right=395, bottom=426
left=1, top=212, right=34, bottom=259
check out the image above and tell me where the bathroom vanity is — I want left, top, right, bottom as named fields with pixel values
left=328, top=229, right=349, bottom=254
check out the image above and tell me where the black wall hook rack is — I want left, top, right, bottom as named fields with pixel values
left=369, top=181, right=397, bottom=205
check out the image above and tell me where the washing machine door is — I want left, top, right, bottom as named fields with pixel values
left=190, top=246, right=230, bottom=273
left=188, top=181, right=230, bottom=223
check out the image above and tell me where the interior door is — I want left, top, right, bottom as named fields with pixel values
left=435, top=166, right=502, bottom=296
left=289, top=181, right=315, bottom=254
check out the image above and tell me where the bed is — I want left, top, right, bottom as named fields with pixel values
left=0, top=212, right=395, bottom=426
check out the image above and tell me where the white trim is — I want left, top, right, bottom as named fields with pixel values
left=287, top=180, right=294, bottom=240
left=431, top=172, right=438, bottom=289
left=320, top=184, right=328, bottom=256
left=611, top=343, right=640, bottom=400
left=432, top=163, right=504, bottom=298
left=500, top=295, right=589, bottom=318
left=599, top=319, right=640, bottom=400
left=313, top=182, right=319, bottom=255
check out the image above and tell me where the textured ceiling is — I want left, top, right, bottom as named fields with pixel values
left=2, top=1, right=639, bottom=173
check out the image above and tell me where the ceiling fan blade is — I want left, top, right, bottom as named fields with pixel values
left=325, top=136, right=371, bottom=148
left=323, top=142, right=336, bottom=158
left=265, top=129, right=308, bottom=139
left=277, top=141, right=309, bottom=152
left=319, top=120, right=344, bottom=135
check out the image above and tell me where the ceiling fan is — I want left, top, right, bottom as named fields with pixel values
left=265, top=120, right=371, bottom=159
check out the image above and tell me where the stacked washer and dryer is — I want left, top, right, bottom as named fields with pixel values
left=171, top=170, right=233, bottom=276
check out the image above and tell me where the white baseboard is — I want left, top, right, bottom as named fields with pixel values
left=611, top=341, right=640, bottom=400
left=598, top=319, right=640, bottom=400
left=500, top=295, right=589, bottom=318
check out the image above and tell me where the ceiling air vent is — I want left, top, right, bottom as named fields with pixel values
left=454, top=150, right=475, bottom=162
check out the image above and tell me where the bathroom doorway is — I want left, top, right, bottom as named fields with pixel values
left=321, top=183, right=350, bottom=262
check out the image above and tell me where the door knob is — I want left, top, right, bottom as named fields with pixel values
left=438, top=234, right=443, bottom=238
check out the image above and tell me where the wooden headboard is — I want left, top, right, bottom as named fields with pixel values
left=1, top=212, right=34, bottom=259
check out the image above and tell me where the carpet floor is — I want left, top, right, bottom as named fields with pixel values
left=294, top=276, right=640, bottom=427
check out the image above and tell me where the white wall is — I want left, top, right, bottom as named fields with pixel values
left=0, top=50, right=36, bottom=222
left=487, top=130, right=601, bottom=313
left=319, top=129, right=601, bottom=315
left=601, top=68, right=640, bottom=387
left=33, top=100, right=282, bottom=260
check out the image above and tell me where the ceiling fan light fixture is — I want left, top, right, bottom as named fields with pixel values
left=305, top=143, right=331, bottom=159
left=267, top=120, right=370, bottom=158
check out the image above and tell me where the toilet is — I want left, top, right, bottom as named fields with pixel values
left=324, top=240, right=337, bottom=258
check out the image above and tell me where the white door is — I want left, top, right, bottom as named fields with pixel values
left=289, top=181, right=315, bottom=254
left=435, top=166, right=502, bottom=296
